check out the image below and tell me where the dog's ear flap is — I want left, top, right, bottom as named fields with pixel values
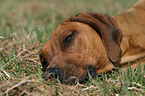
left=69, top=12, right=122, bottom=65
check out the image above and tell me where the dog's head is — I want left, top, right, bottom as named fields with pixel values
left=39, top=12, right=122, bottom=84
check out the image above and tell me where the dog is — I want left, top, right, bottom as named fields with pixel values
left=39, top=0, right=145, bottom=84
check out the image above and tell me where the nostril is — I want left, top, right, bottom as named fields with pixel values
left=48, top=71, right=59, bottom=79
left=44, top=68, right=62, bottom=80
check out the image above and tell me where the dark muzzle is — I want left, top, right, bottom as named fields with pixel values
left=43, top=68, right=62, bottom=81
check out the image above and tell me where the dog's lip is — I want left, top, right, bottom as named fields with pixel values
left=87, top=65, right=97, bottom=78
left=65, top=65, right=97, bottom=84
left=42, top=65, right=97, bottom=84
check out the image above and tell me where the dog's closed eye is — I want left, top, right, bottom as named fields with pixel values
left=62, top=32, right=74, bottom=47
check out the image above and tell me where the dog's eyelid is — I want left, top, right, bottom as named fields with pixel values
left=62, top=32, right=75, bottom=47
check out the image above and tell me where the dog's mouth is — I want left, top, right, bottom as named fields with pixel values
left=42, top=65, right=97, bottom=84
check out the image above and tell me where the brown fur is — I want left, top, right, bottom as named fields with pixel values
left=40, top=0, right=145, bottom=83
left=114, top=0, right=145, bottom=68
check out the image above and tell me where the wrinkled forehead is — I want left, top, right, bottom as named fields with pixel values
left=53, top=22, right=80, bottom=33
left=51, top=21, right=95, bottom=38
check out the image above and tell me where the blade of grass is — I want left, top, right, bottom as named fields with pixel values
left=0, top=65, right=10, bottom=78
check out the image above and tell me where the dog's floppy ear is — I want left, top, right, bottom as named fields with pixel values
left=69, top=12, right=122, bottom=65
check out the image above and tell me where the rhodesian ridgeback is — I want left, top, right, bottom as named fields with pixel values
left=40, top=0, right=145, bottom=84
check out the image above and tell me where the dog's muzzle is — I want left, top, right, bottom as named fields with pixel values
left=43, top=68, right=62, bottom=81
left=43, top=65, right=97, bottom=84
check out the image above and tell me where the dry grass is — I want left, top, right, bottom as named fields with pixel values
left=0, top=0, right=144, bottom=96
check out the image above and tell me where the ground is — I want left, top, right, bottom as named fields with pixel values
left=0, top=0, right=144, bottom=96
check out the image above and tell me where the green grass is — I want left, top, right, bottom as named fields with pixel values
left=0, top=0, right=144, bottom=95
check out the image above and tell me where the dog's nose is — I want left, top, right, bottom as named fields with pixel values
left=44, top=68, right=62, bottom=80
left=47, top=68, right=60, bottom=79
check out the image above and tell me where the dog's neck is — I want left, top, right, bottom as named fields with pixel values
left=113, top=3, right=145, bottom=66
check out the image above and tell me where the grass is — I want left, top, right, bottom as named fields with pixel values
left=0, top=0, right=144, bottom=95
